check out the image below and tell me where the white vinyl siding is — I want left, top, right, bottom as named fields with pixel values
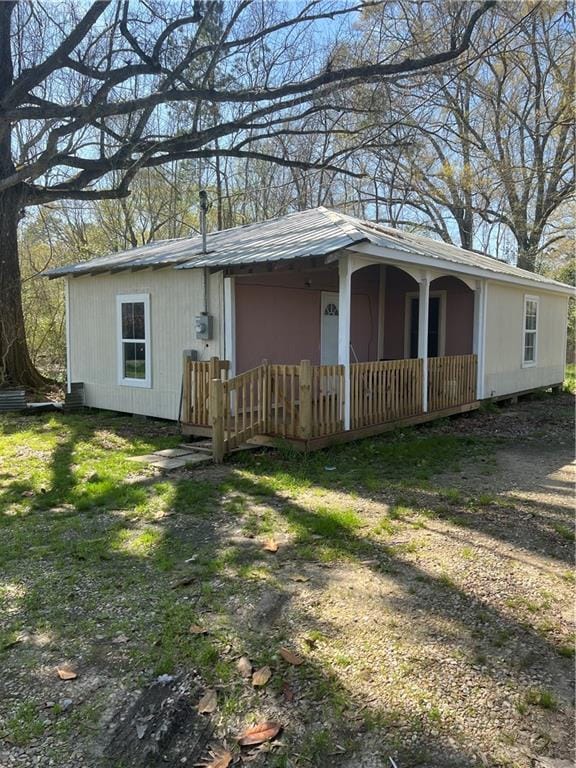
left=522, top=296, right=538, bottom=368
left=484, top=284, right=566, bottom=397
left=67, top=269, right=223, bottom=420
left=117, top=294, right=151, bottom=387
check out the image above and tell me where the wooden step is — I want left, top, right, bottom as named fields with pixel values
left=179, top=441, right=260, bottom=458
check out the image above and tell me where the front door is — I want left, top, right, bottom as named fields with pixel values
left=321, top=292, right=339, bottom=364
left=409, top=296, right=441, bottom=358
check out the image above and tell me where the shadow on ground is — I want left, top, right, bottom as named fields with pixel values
left=0, top=394, right=573, bottom=768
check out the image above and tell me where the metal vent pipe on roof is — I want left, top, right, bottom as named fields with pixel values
left=199, top=190, right=209, bottom=254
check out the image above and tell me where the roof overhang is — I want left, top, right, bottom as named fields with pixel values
left=343, top=242, right=575, bottom=297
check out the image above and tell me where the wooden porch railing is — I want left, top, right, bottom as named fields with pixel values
left=350, top=359, right=423, bottom=429
left=219, top=365, right=268, bottom=452
left=428, top=354, right=477, bottom=411
left=311, top=364, right=344, bottom=437
left=182, top=356, right=229, bottom=426
left=268, top=364, right=301, bottom=438
left=183, top=354, right=477, bottom=461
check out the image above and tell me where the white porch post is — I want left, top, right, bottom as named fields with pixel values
left=338, top=255, right=352, bottom=430
left=223, top=276, right=236, bottom=376
left=473, top=279, right=487, bottom=400
left=377, top=264, right=386, bottom=361
left=418, top=274, right=430, bottom=412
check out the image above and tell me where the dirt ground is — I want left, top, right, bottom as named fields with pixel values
left=0, top=393, right=574, bottom=768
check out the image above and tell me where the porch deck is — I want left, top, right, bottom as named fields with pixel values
left=181, top=354, right=478, bottom=461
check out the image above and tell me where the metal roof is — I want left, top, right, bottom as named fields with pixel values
left=45, top=206, right=573, bottom=293
left=45, top=208, right=364, bottom=278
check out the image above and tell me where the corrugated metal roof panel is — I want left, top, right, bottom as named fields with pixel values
left=45, top=208, right=364, bottom=278
left=45, top=206, right=572, bottom=293
left=340, top=214, right=568, bottom=288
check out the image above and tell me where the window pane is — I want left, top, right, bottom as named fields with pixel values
left=524, top=334, right=535, bottom=362
left=133, top=303, right=145, bottom=338
left=122, top=303, right=134, bottom=339
left=122, top=302, right=145, bottom=339
left=123, top=342, right=146, bottom=379
left=525, top=301, right=537, bottom=330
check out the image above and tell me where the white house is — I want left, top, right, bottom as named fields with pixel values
left=47, top=207, right=572, bottom=453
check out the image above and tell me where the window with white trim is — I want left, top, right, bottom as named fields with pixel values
left=117, top=294, right=151, bottom=387
left=522, top=295, right=538, bottom=367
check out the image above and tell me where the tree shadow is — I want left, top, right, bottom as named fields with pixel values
left=0, top=404, right=574, bottom=767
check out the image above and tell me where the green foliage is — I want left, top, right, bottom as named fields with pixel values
left=524, top=688, right=557, bottom=710
left=564, top=364, right=576, bottom=394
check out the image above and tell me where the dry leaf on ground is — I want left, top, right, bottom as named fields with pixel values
left=237, top=721, right=282, bottom=746
left=170, top=575, right=195, bottom=589
left=56, top=665, right=77, bottom=681
left=262, top=539, right=279, bottom=553
left=197, top=745, right=233, bottom=768
left=197, top=689, right=218, bottom=714
left=289, top=574, right=309, bottom=582
left=203, top=747, right=233, bottom=768
left=189, top=624, right=208, bottom=635
left=282, top=681, right=295, bottom=702
left=279, top=647, right=304, bottom=666
left=236, top=655, right=253, bottom=678
left=251, top=666, right=272, bottom=687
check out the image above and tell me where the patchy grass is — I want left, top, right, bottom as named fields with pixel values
left=4, top=701, right=45, bottom=746
left=525, top=688, right=558, bottom=710
left=553, top=522, right=575, bottom=542
left=0, top=400, right=574, bottom=768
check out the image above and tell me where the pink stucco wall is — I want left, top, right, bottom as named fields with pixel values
left=234, top=263, right=473, bottom=372
left=433, top=276, right=474, bottom=355
left=382, top=266, right=416, bottom=359
left=235, top=265, right=380, bottom=371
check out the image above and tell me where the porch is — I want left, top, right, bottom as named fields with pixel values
left=181, top=249, right=484, bottom=460
left=181, top=354, right=478, bottom=461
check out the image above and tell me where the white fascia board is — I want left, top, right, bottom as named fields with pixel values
left=344, top=243, right=575, bottom=297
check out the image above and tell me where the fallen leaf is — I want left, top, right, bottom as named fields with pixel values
left=289, top=574, right=309, bottom=583
left=251, top=665, right=272, bottom=687
left=2, top=635, right=24, bottom=650
left=237, top=721, right=281, bottom=746
left=262, top=539, right=279, bottom=553
left=198, top=745, right=233, bottom=768
left=56, top=664, right=77, bottom=681
left=189, top=624, right=208, bottom=635
left=197, top=688, right=218, bottom=714
left=279, top=647, right=304, bottom=666
left=171, top=575, right=195, bottom=589
left=237, top=656, right=253, bottom=678
left=282, top=681, right=295, bottom=702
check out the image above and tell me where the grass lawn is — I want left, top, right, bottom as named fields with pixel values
left=0, top=396, right=574, bottom=768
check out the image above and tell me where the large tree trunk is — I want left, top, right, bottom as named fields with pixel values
left=0, top=186, right=47, bottom=388
left=0, top=1, right=46, bottom=389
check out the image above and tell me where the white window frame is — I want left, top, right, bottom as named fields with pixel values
left=404, top=290, right=446, bottom=359
left=522, top=294, right=539, bottom=368
left=116, top=293, right=152, bottom=388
